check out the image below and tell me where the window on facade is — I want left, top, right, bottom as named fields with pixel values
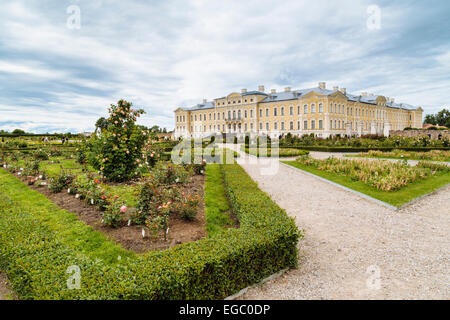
left=319, top=120, right=323, bottom=129
left=297, top=106, right=300, bottom=114
left=274, top=107, right=278, bottom=116
left=310, top=104, right=315, bottom=113
left=244, top=110, right=247, bottom=118
left=217, top=113, right=220, bottom=120
left=204, top=125, right=206, bottom=131
left=195, top=115, right=197, bottom=121
left=228, top=111, right=231, bottom=119
left=259, top=122, right=263, bottom=130
left=290, top=106, right=293, bottom=115
left=260, top=109, right=262, bottom=117
left=250, top=99, right=253, bottom=102
left=250, top=110, right=253, bottom=118
left=304, top=120, right=308, bottom=130
left=266, top=122, right=269, bottom=130
left=238, top=110, right=241, bottom=118
left=204, top=114, right=206, bottom=121
left=209, top=114, right=211, bottom=120
left=330, top=120, right=333, bottom=129
left=311, top=120, right=316, bottom=129
left=290, top=121, right=294, bottom=130
left=250, top=123, right=253, bottom=130
left=274, top=122, right=278, bottom=130
left=245, top=123, right=247, bottom=131
left=319, top=103, right=323, bottom=113
left=281, top=122, right=285, bottom=130
left=266, top=108, right=269, bottom=116
left=304, top=104, right=308, bottom=114
left=281, top=107, right=284, bottom=116
left=298, top=121, right=300, bottom=130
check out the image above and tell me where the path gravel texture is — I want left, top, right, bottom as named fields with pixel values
left=224, top=145, right=450, bottom=300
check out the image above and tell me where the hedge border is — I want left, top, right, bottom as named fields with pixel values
left=0, top=164, right=299, bottom=300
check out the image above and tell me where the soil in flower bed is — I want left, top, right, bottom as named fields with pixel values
left=20, top=174, right=206, bottom=253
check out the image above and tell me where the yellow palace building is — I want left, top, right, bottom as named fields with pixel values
left=174, top=82, right=423, bottom=139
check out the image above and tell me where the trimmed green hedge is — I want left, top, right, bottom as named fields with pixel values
left=0, top=165, right=299, bottom=299
left=281, top=146, right=450, bottom=153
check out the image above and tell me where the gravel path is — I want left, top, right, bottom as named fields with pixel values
left=225, top=145, right=450, bottom=300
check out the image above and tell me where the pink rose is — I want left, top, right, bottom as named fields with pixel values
left=120, top=206, right=127, bottom=213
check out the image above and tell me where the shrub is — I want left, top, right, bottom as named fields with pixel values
left=153, top=163, right=190, bottom=185
left=178, top=194, right=200, bottom=221
left=33, top=149, right=49, bottom=160
left=48, top=169, right=74, bottom=193
left=103, top=198, right=127, bottom=227
left=89, top=100, right=147, bottom=182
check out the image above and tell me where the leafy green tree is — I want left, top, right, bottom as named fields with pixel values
left=424, top=108, right=450, bottom=127
left=89, top=100, right=147, bottom=182
left=12, top=129, right=25, bottom=135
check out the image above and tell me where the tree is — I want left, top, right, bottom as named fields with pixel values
left=435, top=109, right=450, bottom=127
left=89, top=100, right=147, bottom=182
left=424, top=108, right=450, bottom=127
left=12, top=129, right=25, bottom=135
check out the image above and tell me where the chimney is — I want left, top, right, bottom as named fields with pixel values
left=271, top=89, right=276, bottom=94
left=361, top=92, right=367, bottom=96
left=340, top=88, right=347, bottom=94
left=203, top=99, right=207, bottom=103
left=284, top=87, right=291, bottom=92
left=258, top=85, right=265, bottom=92
left=318, top=82, right=326, bottom=89
left=333, top=86, right=339, bottom=91
left=241, top=88, right=247, bottom=94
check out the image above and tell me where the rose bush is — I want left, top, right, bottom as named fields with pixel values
left=89, top=100, right=147, bottom=182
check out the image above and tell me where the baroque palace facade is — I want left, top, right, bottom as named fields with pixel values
left=174, top=82, right=423, bottom=139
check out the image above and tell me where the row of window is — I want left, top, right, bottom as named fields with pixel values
left=217, top=98, right=255, bottom=106
left=178, top=105, right=412, bottom=123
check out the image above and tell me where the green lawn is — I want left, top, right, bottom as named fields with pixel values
left=283, top=161, right=450, bottom=208
left=204, top=164, right=236, bottom=237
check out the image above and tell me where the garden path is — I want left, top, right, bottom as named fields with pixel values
left=223, top=144, right=450, bottom=299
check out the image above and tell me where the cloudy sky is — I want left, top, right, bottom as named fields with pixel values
left=0, top=0, right=449, bottom=133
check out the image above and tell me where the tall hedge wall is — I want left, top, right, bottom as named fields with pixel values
left=0, top=165, right=299, bottom=299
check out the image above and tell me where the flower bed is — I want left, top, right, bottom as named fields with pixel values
left=0, top=163, right=300, bottom=299
left=350, top=149, right=450, bottom=162
left=295, top=156, right=449, bottom=192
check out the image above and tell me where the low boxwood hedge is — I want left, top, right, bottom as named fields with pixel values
left=0, top=165, right=299, bottom=299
